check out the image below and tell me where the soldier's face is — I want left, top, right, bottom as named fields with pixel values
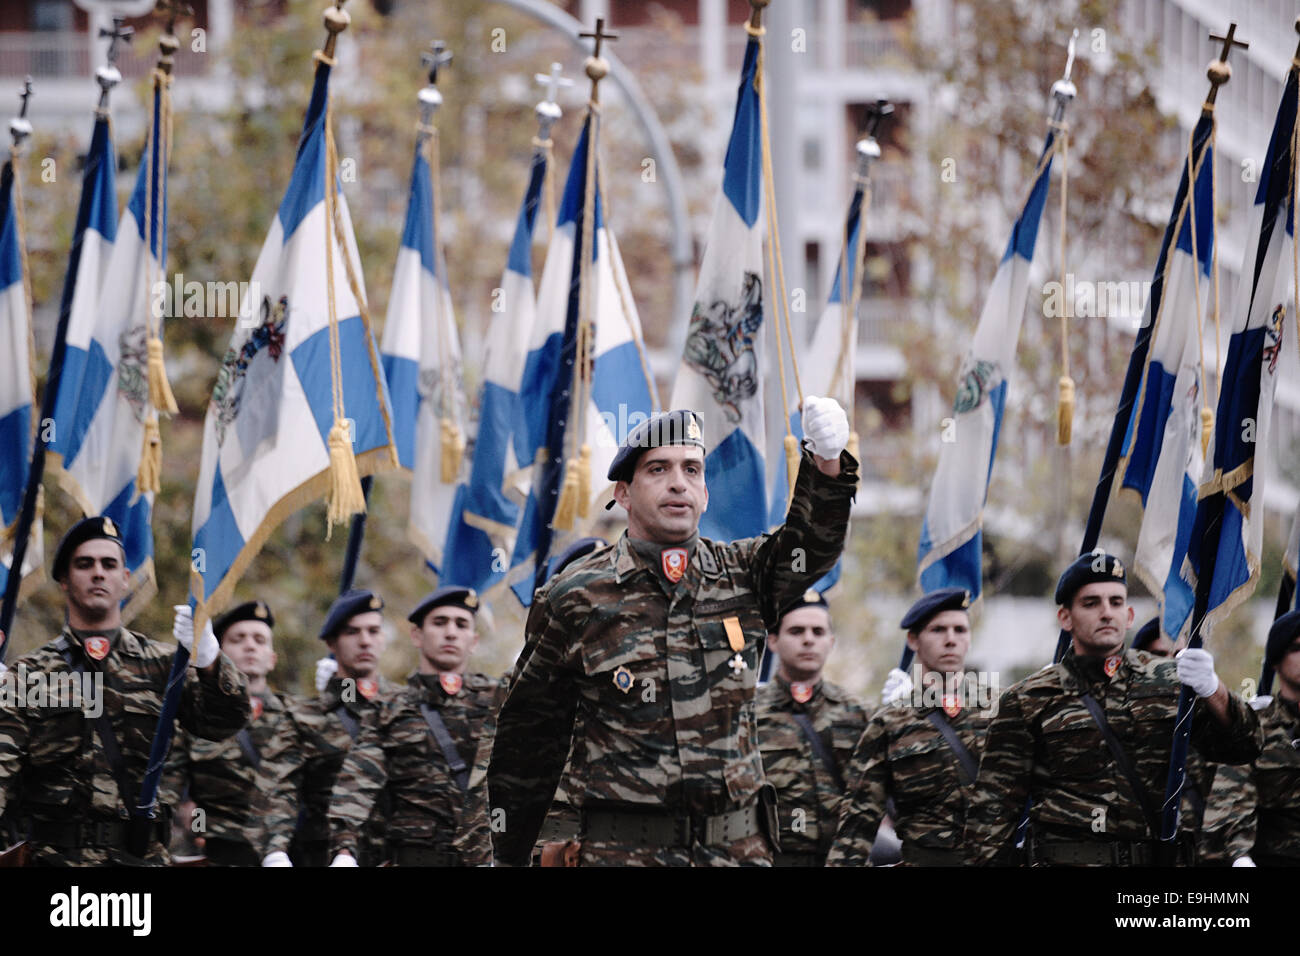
left=221, top=621, right=276, bottom=679
left=328, top=611, right=384, bottom=678
left=1277, top=638, right=1300, bottom=692
left=767, top=606, right=834, bottom=682
left=1140, top=634, right=1177, bottom=657
left=614, top=446, right=708, bottom=544
left=1060, top=583, right=1133, bottom=656
left=906, top=610, right=971, bottom=674
left=411, top=607, right=478, bottom=674
left=60, top=539, right=130, bottom=623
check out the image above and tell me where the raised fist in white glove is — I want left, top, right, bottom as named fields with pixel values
left=881, top=667, right=913, bottom=705
left=1176, top=647, right=1221, bottom=698
left=801, top=396, right=849, bottom=461
left=262, top=851, right=293, bottom=867
left=329, top=852, right=358, bottom=867
left=315, top=656, right=339, bottom=693
left=172, top=605, right=220, bottom=669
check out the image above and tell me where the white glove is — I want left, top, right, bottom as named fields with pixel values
left=172, top=605, right=220, bottom=669
left=329, top=852, right=358, bottom=867
left=262, top=851, right=293, bottom=867
left=1231, top=855, right=1256, bottom=867
left=1250, top=694, right=1273, bottom=712
left=801, top=396, right=850, bottom=460
left=315, top=656, right=339, bottom=693
left=881, top=667, right=913, bottom=705
left=1175, top=647, right=1220, bottom=698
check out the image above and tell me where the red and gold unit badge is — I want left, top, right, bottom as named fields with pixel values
left=250, top=696, right=264, bottom=721
left=661, top=548, right=687, bottom=583
left=942, top=695, right=962, bottom=718
left=84, top=636, right=110, bottom=661
left=1103, top=655, right=1121, bottom=677
left=440, top=672, right=463, bottom=696
left=791, top=682, right=813, bottom=704
left=357, top=678, right=379, bottom=700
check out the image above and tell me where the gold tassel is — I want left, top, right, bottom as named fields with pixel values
left=784, top=433, right=799, bottom=506
left=576, top=444, right=592, bottom=519
left=1200, top=407, right=1214, bottom=458
left=440, top=417, right=464, bottom=483
left=137, top=416, right=163, bottom=494
left=326, top=419, right=365, bottom=536
left=1057, top=376, right=1075, bottom=446
left=846, top=431, right=860, bottom=462
left=552, top=462, right=578, bottom=531
left=146, top=336, right=179, bottom=415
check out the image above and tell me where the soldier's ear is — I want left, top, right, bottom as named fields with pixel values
left=905, top=631, right=919, bottom=652
left=613, top=480, right=631, bottom=509
left=765, top=632, right=779, bottom=653
left=1056, top=605, right=1072, bottom=632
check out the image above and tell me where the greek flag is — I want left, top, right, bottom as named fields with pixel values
left=916, top=128, right=1058, bottom=600
left=380, top=134, right=467, bottom=574
left=508, top=116, right=656, bottom=604
left=191, top=59, right=397, bottom=614
left=1118, top=114, right=1215, bottom=641
left=669, top=34, right=767, bottom=542
left=0, top=154, right=41, bottom=596
left=1184, top=66, right=1298, bottom=627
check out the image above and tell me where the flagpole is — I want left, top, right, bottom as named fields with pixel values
left=0, top=23, right=132, bottom=659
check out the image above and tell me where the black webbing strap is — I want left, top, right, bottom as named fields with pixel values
left=419, top=703, right=469, bottom=791
left=331, top=704, right=361, bottom=741
left=234, top=728, right=261, bottom=769
left=923, top=710, right=979, bottom=785
left=790, top=712, right=844, bottom=792
left=58, top=640, right=137, bottom=813
left=1078, top=692, right=1164, bottom=838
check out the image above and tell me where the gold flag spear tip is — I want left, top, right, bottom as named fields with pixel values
left=96, top=17, right=133, bottom=109
left=321, top=0, right=351, bottom=61
left=1204, top=23, right=1248, bottom=110
left=154, top=0, right=192, bottom=75
left=9, top=77, right=33, bottom=149
left=579, top=18, right=618, bottom=104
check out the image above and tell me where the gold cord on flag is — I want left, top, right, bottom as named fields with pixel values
left=1184, top=121, right=1214, bottom=458
left=425, top=122, right=464, bottom=484
left=1054, top=119, right=1074, bottom=446
left=835, top=171, right=870, bottom=462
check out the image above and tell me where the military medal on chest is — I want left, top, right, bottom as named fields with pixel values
left=661, top=547, right=687, bottom=583
left=723, top=616, right=747, bottom=675
left=440, top=672, right=462, bottom=696
left=84, top=636, right=110, bottom=661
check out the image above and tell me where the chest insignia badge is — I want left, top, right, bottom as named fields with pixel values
left=942, top=694, right=961, bottom=718
left=84, top=636, right=110, bottom=661
left=791, top=682, right=813, bottom=704
left=661, top=548, right=688, bottom=583
left=357, top=678, right=379, bottom=700
left=440, top=673, right=463, bottom=696
left=613, top=666, right=634, bottom=693
left=1104, top=655, right=1121, bottom=678
left=250, top=696, right=264, bottom=721
left=729, top=653, right=748, bottom=676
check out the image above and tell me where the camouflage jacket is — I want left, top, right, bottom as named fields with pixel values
left=1251, top=694, right=1300, bottom=862
left=255, top=673, right=399, bottom=864
left=0, top=626, right=249, bottom=865
left=162, top=689, right=294, bottom=854
left=1197, top=761, right=1256, bottom=865
left=829, top=687, right=993, bottom=866
left=756, top=676, right=866, bottom=862
left=489, top=450, right=859, bottom=866
left=964, top=648, right=1263, bottom=865
left=328, top=672, right=502, bottom=865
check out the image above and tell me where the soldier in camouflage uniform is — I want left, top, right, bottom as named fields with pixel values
left=489, top=401, right=859, bottom=866
left=163, top=600, right=292, bottom=866
left=0, top=517, right=249, bottom=865
left=829, top=588, right=990, bottom=867
left=964, top=551, right=1263, bottom=866
left=328, top=586, right=501, bottom=866
left=755, top=590, right=866, bottom=866
left=1247, top=611, right=1300, bottom=866
left=257, top=589, right=399, bottom=867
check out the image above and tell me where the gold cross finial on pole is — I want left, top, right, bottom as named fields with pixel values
left=155, top=0, right=191, bottom=74
left=1205, top=23, right=1248, bottom=107
left=579, top=18, right=618, bottom=103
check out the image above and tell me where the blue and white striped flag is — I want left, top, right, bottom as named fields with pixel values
left=1118, top=114, right=1215, bottom=641
left=508, top=116, right=656, bottom=605
left=916, top=129, right=1058, bottom=600
left=669, top=34, right=767, bottom=542
left=190, top=59, right=397, bottom=615
left=0, top=152, right=41, bottom=596
left=380, top=133, right=467, bottom=573
left=1184, top=65, right=1297, bottom=627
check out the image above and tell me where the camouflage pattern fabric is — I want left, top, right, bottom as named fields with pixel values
left=328, top=672, right=501, bottom=865
left=1250, top=695, right=1300, bottom=864
left=829, top=687, right=992, bottom=866
left=0, top=626, right=249, bottom=865
left=964, top=648, right=1263, bottom=866
left=488, top=450, right=859, bottom=867
left=1196, top=761, right=1257, bottom=865
left=255, top=674, right=399, bottom=866
left=756, top=676, right=866, bottom=864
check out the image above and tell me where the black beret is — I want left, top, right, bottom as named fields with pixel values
left=1266, top=609, right=1300, bottom=668
left=778, top=588, right=830, bottom=622
left=900, top=587, right=970, bottom=632
left=606, top=410, right=705, bottom=484
left=52, top=515, right=126, bottom=582
left=407, top=586, right=479, bottom=625
left=213, top=600, right=275, bottom=642
left=1131, top=618, right=1161, bottom=652
left=546, top=537, right=607, bottom=582
left=320, top=588, right=384, bottom=640
left=1055, top=549, right=1128, bottom=606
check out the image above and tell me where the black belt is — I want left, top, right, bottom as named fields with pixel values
left=580, top=805, right=762, bottom=848
left=772, top=851, right=822, bottom=867
left=28, top=817, right=169, bottom=850
left=903, top=845, right=963, bottom=867
left=1032, top=839, right=1191, bottom=866
left=392, top=845, right=460, bottom=867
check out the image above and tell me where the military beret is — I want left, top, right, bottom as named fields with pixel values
left=1055, top=549, right=1128, bottom=606
left=546, top=537, right=607, bottom=582
left=407, top=585, right=479, bottom=625
left=319, top=588, right=384, bottom=640
left=1266, top=609, right=1300, bottom=668
left=52, top=515, right=126, bottom=582
left=606, top=410, right=705, bottom=485
left=213, top=600, right=275, bottom=642
left=778, top=588, right=830, bottom=622
left=1131, top=617, right=1161, bottom=652
left=900, top=587, right=970, bottom=632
